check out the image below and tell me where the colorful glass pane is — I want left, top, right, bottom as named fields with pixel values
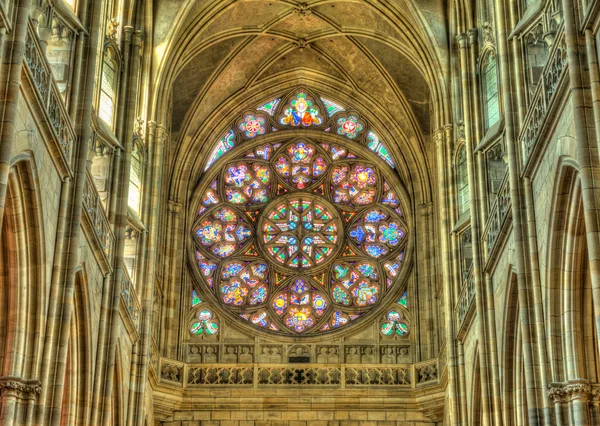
left=220, top=260, right=269, bottom=306
left=205, top=130, right=235, bottom=170
left=349, top=208, right=406, bottom=259
left=239, top=113, right=267, bottom=138
left=190, top=308, right=219, bottom=336
left=260, top=197, right=340, bottom=270
left=367, top=131, right=395, bottom=168
left=196, top=208, right=252, bottom=258
left=380, top=310, right=408, bottom=337
left=257, top=98, right=281, bottom=116
left=336, top=115, right=364, bottom=139
left=321, top=98, right=345, bottom=117
left=224, top=162, right=271, bottom=206
left=331, top=262, right=379, bottom=307
left=398, top=291, right=408, bottom=307
left=192, top=290, right=202, bottom=307
left=331, top=164, right=377, bottom=206
left=280, top=93, right=322, bottom=127
left=274, top=141, right=328, bottom=190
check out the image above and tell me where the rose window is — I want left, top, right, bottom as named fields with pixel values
left=192, top=92, right=409, bottom=336
left=258, top=196, right=342, bottom=271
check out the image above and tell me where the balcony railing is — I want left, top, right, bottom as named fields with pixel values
left=23, top=20, right=76, bottom=173
left=456, top=266, right=475, bottom=334
left=121, top=266, right=142, bottom=334
left=158, top=358, right=440, bottom=389
left=519, top=24, right=568, bottom=168
left=482, top=171, right=511, bottom=257
left=82, top=170, right=115, bottom=274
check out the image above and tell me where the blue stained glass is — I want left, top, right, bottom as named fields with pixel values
left=366, top=245, right=388, bottom=258
left=365, top=210, right=386, bottom=223
left=398, top=291, right=408, bottom=307
left=350, top=227, right=365, bottom=242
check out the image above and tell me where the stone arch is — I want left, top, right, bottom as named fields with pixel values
left=500, top=270, right=527, bottom=425
left=60, top=269, right=93, bottom=425
left=470, top=347, right=483, bottom=426
left=545, top=159, right=600, bottom=421
left=0, top=155, right=45, bottom=419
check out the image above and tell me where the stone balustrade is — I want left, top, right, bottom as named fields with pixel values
left=482, top=170, right=511, bottom=257
left=23, top=20, right=76, bottom=168
left=456, top=266, right=475, bottom=334
left=121, top=266, right=142, bottom=334
left=158, top=358, right=439, bottom=389
left=519, top=24, right=568, bottom=168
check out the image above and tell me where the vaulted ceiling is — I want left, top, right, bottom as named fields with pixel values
left=152, top=0, right=449, bottom=142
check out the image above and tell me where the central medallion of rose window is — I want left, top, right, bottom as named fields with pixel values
left=257, top=195, right=343, bottom=272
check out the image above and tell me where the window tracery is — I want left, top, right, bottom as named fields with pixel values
left=192, top=129, right=409, bottom=336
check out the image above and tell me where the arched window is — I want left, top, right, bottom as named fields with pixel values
left=99, top=47, right=118, bottom=128
left=128, top=141, right=143, bottom=213
left=457, top=146, right=470, bottom=216
left=483, top=54, right=500, bottom=130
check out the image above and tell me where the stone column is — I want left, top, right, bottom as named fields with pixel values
left=435, top=125, right=461, bottom=425
left=490, top=1, right=546, bottom=423
left=548, top=380, right=592, bottom=425
left=456, top=31, right=492, bottom=426
left=132, top=121, right=167, bottom=426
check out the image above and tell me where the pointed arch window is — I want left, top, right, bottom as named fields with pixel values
left=128, top=141, right=143, bottom=213
left=483, top=54, right=500, bottom=130
left=457, top=147, right=470, bottom=216
left=99, top=47, right=118, bottom=128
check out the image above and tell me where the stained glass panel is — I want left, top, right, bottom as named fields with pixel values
left=279, top=93, right=322, bottom=127
left=321, top=98, right=345, bottom=117
left=367, top=131, right=395, bottom=167
left=257, top=98, right=280, bottom=116
left=205, top=130, right=236, bottom=170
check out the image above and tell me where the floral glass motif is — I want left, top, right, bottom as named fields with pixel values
left=224, top=162, right=271, bottom=205
left=190, top=309, right=219, bottom=335
left=367, top=131, right=395, bottom=167
left=220, top=260, right=269, bottom=306
left=239, top=114, right=267, bottom=138
left=245, top=144, right=280, bottom=160
left=349, top=209, right=406, bottom=259
left=257, top=98, right=280, bottom=116
left=205, top=130, right=235, bottom=170
left=380, top=310, right=408, bottom=337
left=336, top=115, right=364, bottom=139
left=275, top=142, right=327, bottom=189
left=321, top=98, right=345, bottom=117
left=260, top=197, right=339, bottom=270
left=331, top=262, right=380, bottom=306
left=196, top=251, right=217, bottom=287
left=280, top=92, right=322, bottom=127
left=331, top=164, right=378, bottom=206
left=196, top=208, right=252, bottom=258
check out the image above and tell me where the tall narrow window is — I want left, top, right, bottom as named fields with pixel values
left=99, top=48, right=117, bottom=127
left=484, top=55, right=500, bottom=129
left=457, top=147, right=470, bottom=216
left=128, top=143, right=142, bottom=213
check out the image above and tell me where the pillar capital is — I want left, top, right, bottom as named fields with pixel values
left=455, top=33, right=469, bottom=49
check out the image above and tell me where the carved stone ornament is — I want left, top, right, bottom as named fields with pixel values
left=482, top=22, right=495, bottom=47
left=294, top=38, right=310, bottom=51
left=0, top=377, right=42, bottom=398
left=293, top=3, right=311, bottom=17
left=134, top=117, right=145, bottom=137
left=107, top=18, right=119, bottom=40
left=547, top=380, right=592, bottom=402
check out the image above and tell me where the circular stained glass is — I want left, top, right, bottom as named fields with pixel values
left=257, top=195, right=343, bottom=272
left=192, top=135, right=408, bottom=336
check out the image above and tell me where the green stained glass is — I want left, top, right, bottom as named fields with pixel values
left=258, top=98, right=281, bottom=116
left=205, top=130, right=236, bottom=170
left=321, top=98, right=345, bottom=117
left=192, top=290, right=202, bottom=307
left=367, top=131, right=395, bottom=168
left=398, top=291, right=407, bottom=307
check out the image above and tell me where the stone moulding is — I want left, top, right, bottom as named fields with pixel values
left=0, top=376, right=42, bottom=398
left=547, top=380, right=600, bottom=402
